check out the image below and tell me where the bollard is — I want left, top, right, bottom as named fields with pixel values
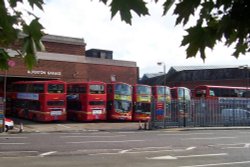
left=138, top=121, right=142, bottom=130
left=144, top=121, right=147, bottom=130
left=147, top=119, right=151, bottom=130
left=19, top=122, right=23, bottom=133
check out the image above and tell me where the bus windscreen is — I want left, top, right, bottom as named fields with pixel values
left=48, top=84, right=65, bottom=93
left=115, top=84, right=131, bottom=95
left=89, top=85, right=105, bottom=94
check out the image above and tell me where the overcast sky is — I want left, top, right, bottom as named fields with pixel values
left=33, top=0, right=250, bottom=77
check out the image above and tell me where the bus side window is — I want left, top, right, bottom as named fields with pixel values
left=209, top=90, right=215, bottom=96
left=243, top=91, right=250, bottom=98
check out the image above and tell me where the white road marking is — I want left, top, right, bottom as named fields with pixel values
left=147, top=153, right=228, bottom=160
left=186, top=147, right=196, bottom=150
left=239, top=132, right=250, bottom=134
left=89, top=149, right=176, bottom=156
left=77, top=149, right=122, bottom=152
left=0, top=151, right=38, bottom=154
left=184, top=137, right=237, bottom=140
left=90, top=146, right=193, bottom=155
left=209, top=143, right=250, bottom=149
left=148, top=155, right=177, bottom=160
left=158, top=133, right=214, bottom=136
left=61, top=135, right=125, bottom=138
left=209, top=143, right=247, bottom=147
left=0, top=137, right=27, bottom=139
left=39, top=151, right=57, bottom=157
left=119, top=150, right=129, bottom=154
left=118, top=146, right=173, bottom=154
left=117, top=132, right=138, bottom=134
left=57, top=124, right=71, bottom=128
left=67, top=140, right=144, bottom=144
left=179, top=160, right=250, bottom=167
left=0, top=143, right=28, bottom=145
left=208, top=143, right=246, bottom=146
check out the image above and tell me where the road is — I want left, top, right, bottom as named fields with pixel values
left=1, top=129, right=250, bottom=167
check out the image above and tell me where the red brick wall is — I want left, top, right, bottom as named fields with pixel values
left=5, top=36, right=86, bottom=56
left=43, top=41, right=85, bottom=55
left=0, top=58, right=138, bottom=85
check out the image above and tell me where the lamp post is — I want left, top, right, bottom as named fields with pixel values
left=239, top=65, right=249, bottom=96
left=157, top=62, right=166, bottom=127
left=1, top=60, right=16, bottom=132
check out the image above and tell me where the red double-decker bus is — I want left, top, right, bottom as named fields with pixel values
left=170, top=87, right=191, bottom=122
left=132, top=84, right=152, bottom=121
left=7, top=80, right=67, bottom=122
left=67, top=81, right=107, bottom=121
left=152, top=85, right=171, bottom=120
left=106, top=82, right=132, bottom=121
left=193, top=85, right=250, bottom=98
left=194, top=85, right=250, bottom=115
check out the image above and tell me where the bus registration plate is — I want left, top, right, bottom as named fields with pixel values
left=51, top=110, right=62, bottom=116
left=92, top=109, right=102, bottom=115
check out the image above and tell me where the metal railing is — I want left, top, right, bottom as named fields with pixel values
left=150, top=98, right=250, bottom=129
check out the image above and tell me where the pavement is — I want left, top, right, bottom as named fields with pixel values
left=4, top=117, right=141, bottom=133
left=2, top=117, right=250, bottom=134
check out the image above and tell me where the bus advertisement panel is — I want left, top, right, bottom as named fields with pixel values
left=8, top=80, right=67, bottom=122
left=152, top=85, right=171, bottom=120
left=107, top=82, right=132, bottom=121
left=132, top=84, right=152, bottom=122
left=67, top=81, right=107, bottom=121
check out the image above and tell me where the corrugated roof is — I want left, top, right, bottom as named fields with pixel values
left=142, top=73, right=164, bottom=79
left=171, top=65, right=239, bottom=72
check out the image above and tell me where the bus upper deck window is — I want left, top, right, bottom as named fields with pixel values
left=209, top=90, right=215, bottom=96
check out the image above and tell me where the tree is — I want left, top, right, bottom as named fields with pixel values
left=101, top=0, right=250, bottom=60
left=1, top=0, right=249, bottom=70
left=0, top=0, right=45, bottom=70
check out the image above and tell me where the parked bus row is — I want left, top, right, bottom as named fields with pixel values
left=3, top=80, right=250, bottom=123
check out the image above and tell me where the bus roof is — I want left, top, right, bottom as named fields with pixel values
left=67, top=81, right=106, bottom=85
left=195, top=85, right=249, bottom=90
left=133, top=84, right=151, bottom=87
left=107, top=82, right=131, bottom=86
left=13, top=80, right=66, bottom=84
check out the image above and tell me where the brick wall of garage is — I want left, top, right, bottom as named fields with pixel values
left=1, top=58, right=138, bottom=85
left=1, top=35, right=138, bottom=85
left=44, top=41, right=85, bottom=55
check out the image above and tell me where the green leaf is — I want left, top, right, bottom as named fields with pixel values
left=22, top=37, right=37, bottom=69
left=27, top=0, right=44, bottom=10
left=0, top=48, right=10, bottom=70
left=99, top=0, right=108, bottom=4
left=174, top=0, right=201, bottom=25
left=22, top=18, right=45, bottom=69
left=0, top=1, right=18, bottom=45
left=23, top=18, right=45, bottom=52
left=233, top=42, right=248, bottom=58
left=162, top=0, right=175, bottom=15
left=110, top=0, right=149, bottom=24
left=9, top=0, right=23, bottom=8
left=182, top=24, right=217, bottom=60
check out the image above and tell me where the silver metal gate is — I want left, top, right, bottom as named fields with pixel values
left=150, top=98, right=250, bottom=129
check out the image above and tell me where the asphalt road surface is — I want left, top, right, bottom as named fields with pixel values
left=1, top=129, right=250, bottom=167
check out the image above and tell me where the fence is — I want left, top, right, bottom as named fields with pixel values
left=150, top=98, right=250, bottom=129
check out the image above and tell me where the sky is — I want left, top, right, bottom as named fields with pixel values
left=29, top=0, right=250, bottom=77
